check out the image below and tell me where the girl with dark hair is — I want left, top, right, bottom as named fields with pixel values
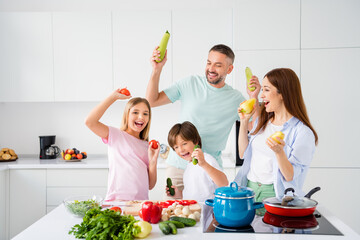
left=234, top=68, right=318, bottom=214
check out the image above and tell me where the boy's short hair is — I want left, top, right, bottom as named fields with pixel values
left=168, top=121, right=202, bottom=150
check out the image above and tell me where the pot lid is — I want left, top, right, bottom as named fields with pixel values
left=215, top=182, right=255, bottom=198
left=263, top=196, right=318, bottom=209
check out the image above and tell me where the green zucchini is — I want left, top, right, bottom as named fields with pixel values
left=245, top=67, right=255, bottom=91
left=156, top=31, right=170, bottom=63
left=163, top=220, right=185, bottom=228
left=159, top=222, right=171, bottom=235
left=192, top=145, right=200, bottom=165
left=169, top=216, right=196, bottom=227
left=167, top=222, right=177, bottom=235
left=166, top=178, right=175, bottom=196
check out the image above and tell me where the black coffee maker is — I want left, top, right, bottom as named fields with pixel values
left=39, top=135, right=60, bottom=159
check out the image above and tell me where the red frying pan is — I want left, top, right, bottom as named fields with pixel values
left=263, top=187, right=320, bottom=217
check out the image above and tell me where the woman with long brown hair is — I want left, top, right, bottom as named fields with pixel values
left=234, top=68, right=318, bottom=214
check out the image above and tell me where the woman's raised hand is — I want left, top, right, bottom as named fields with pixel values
left=247, top=75, right=261, bottom=99
left=238, top=104, right=256, bottom=122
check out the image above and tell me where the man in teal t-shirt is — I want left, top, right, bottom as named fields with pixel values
left=146, top=44, right=260, bottom=197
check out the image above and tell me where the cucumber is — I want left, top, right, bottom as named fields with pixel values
left=167, top=222, right=178, bottom=235
left=156, top=31, right=170, bottom=63
left=245, top=67, right=255, bottom=91
left=169, top=216, right=196, bottom=227
left=159, top=222, right=171, bottom=235
left=163, top=220, right=185, bottom=228
left=192, top=145, right=200, bottom=165
left=166, top=178, right=175, bottom=196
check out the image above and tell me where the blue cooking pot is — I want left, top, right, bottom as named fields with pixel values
left=205, top=182, right=263, bottom=227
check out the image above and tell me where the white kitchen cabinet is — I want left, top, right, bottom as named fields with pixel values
left=0, top=12, right=54, bottom=102
left=172, top=8, right=233, bottom=85
left=46, top=169, right=108, bottom=212
left=53, top=12, right=113, bottom=101
left=233, top=0, right=300, bottom=51
left=0, top=169, right=9, bottom=240
left=232, top=49, right=300, bottom=97
left=301, top=48, right=360, bottom=168
left=9, top=169, right=46, bottom=239
left=301, top=0, right=360, bottom=49
left=112, top=10, right=172, bottom=98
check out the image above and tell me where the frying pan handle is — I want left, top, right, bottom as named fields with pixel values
left=304, top=186, right=321, bottom=199
left=284, top=188, right=295, bottom=195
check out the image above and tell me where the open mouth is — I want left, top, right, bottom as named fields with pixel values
left=181, top=152, right=190, bottom=158
left=207, top=71, right=218, bottom=79
left=264, top=101, right=270, bottom=107
left=135, top=121, right=144, bottom=128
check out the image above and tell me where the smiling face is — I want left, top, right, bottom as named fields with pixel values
left=261, top=77, right=284, bottom=113
left=173, top=135, right=197, bottom=162
left=205, top=51, right=233, bottom=88
left=126, top=102, right=150, bottom=137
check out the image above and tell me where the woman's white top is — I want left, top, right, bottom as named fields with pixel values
left=247, top=122, right=283, bottom=184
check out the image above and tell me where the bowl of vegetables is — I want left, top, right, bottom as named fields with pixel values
left=63, top=195, right=103, bottom=217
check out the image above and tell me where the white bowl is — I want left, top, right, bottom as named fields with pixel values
left=63, top=195, right=103, bottom=217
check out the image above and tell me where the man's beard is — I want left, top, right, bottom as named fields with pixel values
left=206, top=71, right=224, bottom=85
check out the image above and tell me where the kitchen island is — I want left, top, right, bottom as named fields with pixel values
left=12, top=204, right=359, bottom=240
left=1, top=154, right=237, bottom=239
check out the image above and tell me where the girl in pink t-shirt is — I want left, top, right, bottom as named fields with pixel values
left=85, top=89, right=160, bottom=201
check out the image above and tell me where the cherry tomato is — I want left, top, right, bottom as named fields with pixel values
left=149, top=140, right=158, bottom=149
left=165, top=200, right=175, bottom=205
left=110, top=206, right=122, bottom=213
left=119, top=88, right=131, bottom=96
left=188, top=200, right=197, bottom=204
left=180, top=200, right=190, bottom=206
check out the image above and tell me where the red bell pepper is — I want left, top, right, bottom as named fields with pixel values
left=139, top=201, right=162, bottom=224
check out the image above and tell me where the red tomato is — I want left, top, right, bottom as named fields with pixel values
left=180, top=200, right=190, bottom=206
left=149, top=140, right=158, bottom=149
left=110, top=206, right=122, bottom=213
left=165, top=200, right=175, bottom=205
left=119, top=88, right=131, bottom=96
left=188, top=200, right=197, bottom=204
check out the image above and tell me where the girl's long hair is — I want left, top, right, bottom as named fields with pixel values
left=120, top=97, right=151, bottom=141
left=253, top=68, right=318, bottom=145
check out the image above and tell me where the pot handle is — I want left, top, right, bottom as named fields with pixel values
left=304, top=186, right=321, bottom=199
left=252, top=202, right=264, bottom=210
left=230, top=181, right=238, bottom=192
left=205, top=199, right=214, bottom=207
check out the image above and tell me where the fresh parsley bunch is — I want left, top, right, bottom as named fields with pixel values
left=69, top=207, right=141, bottom=240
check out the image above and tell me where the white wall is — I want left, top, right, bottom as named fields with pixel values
left=0, top=0, right=359, bottom=234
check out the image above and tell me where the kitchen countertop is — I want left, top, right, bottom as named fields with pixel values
left=12, top=204, right=359, bottom=240
left=0, top=154, right=236, bottom=170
